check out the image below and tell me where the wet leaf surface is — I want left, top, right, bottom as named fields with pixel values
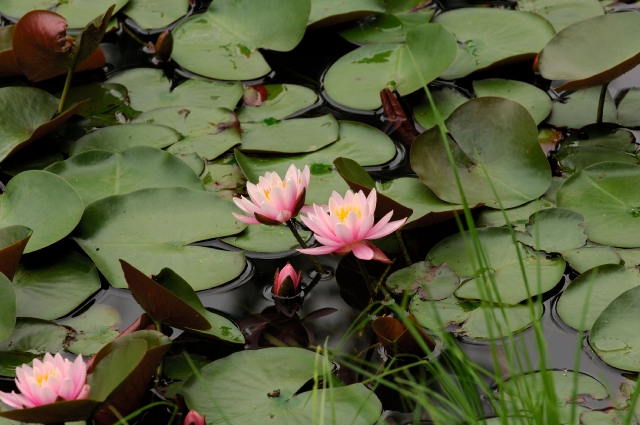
left=460, top=302, right=543, bottom=340
left=308, top=0, right=385, bottom=28
left=617, top=88, right=640, bottom=128
left=339, top=5, right=435, bottom=44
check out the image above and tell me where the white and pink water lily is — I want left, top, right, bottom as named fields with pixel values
left=0, top=353, right=90, bottom=409
left=298, top=189, right=406, bottom=264
left=233, top=164, right=310, bottom=225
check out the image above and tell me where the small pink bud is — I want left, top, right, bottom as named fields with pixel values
left=184, top=409, right=206, bottom=425
left=242, top=85, right=268, bottom=106
left=273, top=263, right=302, bottom=297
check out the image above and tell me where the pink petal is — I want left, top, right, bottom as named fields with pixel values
left=314, top=234, right=345, bottom=248
left=364, top=211, right=393, bottom=238
left=77, top=384, right=90, bottom=400
left=259, top=201, right=281, bottom=221
left=362, top=240, right=392, bottom=263
left=365, top=189, right=377, bottom=212
left=297, top=245, right=339, bottom=255
left=334, top=223, right=354, bottom=244
left=300, top=215, right=331, bottom=240
left=356, top=214, right=375, bottom=241
left=232, top=212, right=260, bottom=225
left=345, top=211, right=362, bottom=240
left=0, top=391, right=35, bottom=409
left=276, top=210, right=292, bottom=222
left=57, top=377, right=75, bottom=400
left=367, top=216, right=407, bottom=240
left=352, top=242, right=374, bottom=261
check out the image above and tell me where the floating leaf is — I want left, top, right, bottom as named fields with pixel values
left=108, top=68, right=243, bottom=112
left=411, top=97, right=551, bottom=209
left=123, top=0, right=189, bottom=29
left=475, top=198, right=553, bottom=231
left=518, top=0, right=604, bottom=32
left=201, top=156, right=247, bottom=200
left=0, top=0, right=58, bottom=19
left=0, top=225, right=32, bottom=281
left=556, top=162, right=640, bottom=248
left=562, top=245, right=621, bottom=274
left=182, top=347, right=382, bottom=425
left=538, top=12, right=640, bottom=91
left=546, top=86, right=617, bottom=128
left=434, top=8, right=555, bottom=80
left=237, top=84, right=318, bottom=122
left=69, top=123, right=181, bottom=156
left=557, top=264, right=640, bottom=331
left=0, top=170, right=84, bottom=253
left=339, top=6, right=436, bottom=44
left=72, top=187, right=247, bottom=290
left=412, top=86, right=468, bottom=131
left=172, top=0, right=311, bottom=80
left=473, top=79, right=552, bottom=125
left=616, top=248, right=640, bottom=267
left=221, top=224, right=312, bottom=253
left=55, top=0, right=126, bottom=29
left=410, top=295, right=475, bottom=331
left=324, top=23, right=457, bottom=110
left=460, top=302, right=543, bottom=339
left=372, top=314, right=435, bottom=356
left=516, top=208, right=587, bottom=253
left=618, top=88, right=640, bottom=128
left=59, top=83, right=139, bottom=125
left=555, top=146, right=639, bottom=174
left=57, top=304, right=121, bottom=356
left=308, top=0, right=385, bottom=28
left=0, top=273, right=16, bottom=344
left=386, top=261, right=459, bottom=301
left=46, top=146, right=205, bottom=206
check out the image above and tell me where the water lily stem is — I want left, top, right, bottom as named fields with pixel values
left=153, top=319, right=164, bottom=387
left=355, top=257, right=376, bottom=300
left=286, top=219, right=326, bottom=274
left=395, top=229, right=412, bottom=266
left=57, top=68, right=74, bottom=114
left=596, top=82, right=610, bottom=124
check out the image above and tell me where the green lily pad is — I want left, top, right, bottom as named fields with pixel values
left=546, top=86, right=617, bottom=128
left=518, top=0, right=604, bottom=32
left=123, top=0, right=189, bottom=29
left=557, top=264, right=640, bottom=331
left=338, top=7, right=436, bottom=44
left=239, top=114, right=339, bottom=154
left=590, top=285, right=640, bottom=371
left=308, top=0, right=385, bottom=28
left=460, top=302, right=543, bottom=339
left=433, top=8, right=555, bottom=80
left=561, top=245, right=621, bottom=274
left=0, top=170, right=84, bottom=253
left=177, top=152, right=205, bottom=176
left=617, top=88, right=640, bottom=128
left=411, top=97, right=551, bottom=209
left=538, top=12, right=640, bottom=91
left=580, top=410, right=634, bottom=425
left=107, top=68, right=243, bottom=112
left=172, top=0, right=311, bottom=80
left=555, top=147, right=639, bottom=174
left=428, top=227, right=566, bottom=304
left=57, top=304, right=121, bottom=356
left=410, top=295, right=476, bottom=331
left=556, top=162, right=640, bottom=248
left=132, top=106, right=241, bottom=160
left=56, top=0, right=128, bottom=28
left=516, top=208, right=587, bottom=253
left=386, top=261, right=459, bottom=301
left=237, top=84, right=318, bottom=122
left=69, top=124, right=181, bottom=156
left=542, top=176, right=567, bottom=205
left=14, top=249, right=100, bottom=320
left=559, top=124, right=636, bottom=153
left=59, top=83, right=140, bottom=125
left=324, top=23, right=456, bottom=110
left=221, top=224, right=312, bottom=253
left=0, top=0, right=58, bottom=18
left=46, top=146, right=204, bottom=206
left=182, top=347, right=382, bottom=425
left=72, top=186, right=247, bottom=290
left=475, top=198, right=553, bottom=231
left=0, top=273, right=15, bottom=344
left=164, top=353, right=209, bottom=380
left=412, top=86, right=468, bottom=131
left=473, top=79, right=552, bottom=125
left=201, top=156, right=246, bottom=200
left=235, top=120, right=396, bottom=204
left=616, top=248, right=640, bottom=267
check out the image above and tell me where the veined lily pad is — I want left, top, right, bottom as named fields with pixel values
left=561, top=245, right=621, bottom=274
left=236, top=84, right=318, bottom=122
left=538, top=12, right=640, bottom=91
left=590, top=285, right=640, bottom=371
left=72, top=187, right=247, bottom=290
left=221, top=224, right=312, bottom=253
left=324, top=23, right=457, bottom=110
left=0, top=225, right=32, bottom=281
left=411, top=97, right=551, bottom=209
left=473, top=79, right=552, bottom=125
left=46, top=146, right=204, bottom=206
left=239, top=114, right=339, bottom=154
left=308, top=0, right=385, bottom=28
left=182, top=347, right=382, bottom=425
left=617, top=88, right=640, bottom=128
left=518, top=0, right=604, bottom=32
left=338, top=6, right=436, bottom=44
left=57, top=304, right=121, bottom=356
left=0, top=273, right=16, bottom=344
left=108, top=68, right=243, bottom=112
left=556, top=162, right=640, bottom=248
left=69, top=124, right=181, bottom=156
left=386, top=262, right=459, bottom=301
left=0, top=170, right=84, bottom=253
left=460, top=302, right=543, bottom=340
left=14, top=249, right=101, bottom=320
left=172, top=0, right=311, bottom=80
left=546, top=86, right=617, bottom=128
left=428, top=227, right=565, bottom=304
left=557, top=264, right=640, bottom=331
left=516, top=208, right=587, bottom=253
left=413, top=86, right=468, bottom=131
left=123, top=0, right=189, bottom=29
left=132, top=106, right=241, bottom=160
left=433, top=8, right=555, bottom=80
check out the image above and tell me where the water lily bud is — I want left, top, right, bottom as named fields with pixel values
left=272, top=263, right=302, bottom=297
left=153, top=29, right=173, bottom=62
left=184, top=409, right=206, bottom=425
left=242, top=84, right=268, bottom=106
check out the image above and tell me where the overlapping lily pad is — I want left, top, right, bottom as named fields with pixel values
left=561, top=245, right=621, bottom=274
left=57, top=304, right=121, bottom=356
left=433, top=8, right=555, bottom=80
left=54, top=0, right=127, bottom=29
left=221, top=224, right=312, bottom=253
left=72, top=186, right=247, bottom=290
left=546, top=86, right=617, bottom=129
left=182, top=347, right=382, bottom=425
left=0, top=273, right=15, bottom=344
left=59, top=83, right=139, bottom=125
left=617, top=88, right=640, bottom=128
left=411, top=97, right=551, bottom=209
left=410, top=295, right=474, bottom=331
left=556, top=162, right=640, bottom=247
left=0, top=225, right=32, bottom=281
left=69, top=124, right=181, bottom=156
left=236, top=84, right=318, bottom=122
left=172, top=0, right=311, bottom=80
left=516, top=208, right=587, bottom=253
left=473, top=79, right=552, bottom=125
left=413, top=86, right=468, bottom=131
left=475, top=198, right=552, bottom=231
left=308, top=0, right=385, bottom=28
left=0, top=170, right=84, bottom=253
left=123, top=0, right=189, bottom=29
left=518, top=0, right=604, bottom=32
left=46, top=146, right=204, bottom=205
left=460, top=303, right=543, bottom=340
left=386, top=262, right=459, bottom=301
left=324, top=23, right=457, bottom=110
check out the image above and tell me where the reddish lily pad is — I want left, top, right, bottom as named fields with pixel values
left=0, top=225, right=32, bottom=281
left=372, top=314, right=435, bottom=356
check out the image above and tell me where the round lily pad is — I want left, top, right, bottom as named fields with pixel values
left=308, top=0, right=385, bottom=28
left=590, top=285, right=640, bottom=371
left=14, top=249, right=101, bottom=320
left=46, top=146, right=205, bottom=206
left=132, top=106, right=241, bottom=160
left=69, top=124, right=181, bottom=156
left=617, top=88, right=640, bottom=128
left=237, top=84, right=318, bottom=122
left=108, top=68, right=243, bottom=112
left=56, top=0, right=128, bottom=28
left=413, top=86, right=468, bottom=131
left=172, top=0, right=310, bottom=80
left=0, top=170, right=84, bottom=253
left=460, top=302, right=543, bottom=340
left=473, top=79, right=552, bottom=125
left=428, top=227, right=565, bottom=304
left=123, top=0, right=189, bottom=29
left=410, top=295, right=475, bottom=331
left=515, top=208, right=587, bottom=253
left=221, top=224, right=312, bottom=253
left=324, top=23, right=457, bottom=110
left=433, top=8, right=555, bottom=80
left=557, top=264, right=640, bottom=331
left=561, top=245, right=621, bottom=274
left=411, top=97, right=551, bottom=209
left=554, top=147, right=639, bottom=174
left=475, top=198, right=553, bottom=231
left=556, top=162, right=640, bottom=248
left=518, top=0, right=604, bottom=32
left=546, top=86, right=617, bottom=129
left=538, top=12, right=640, bottom=91
left=386, top=261, right=459, bottom=301
left=338, top=7, right=436, bottom=44
left=71, top=186, right=247, bottom=290
left=57, top=304, right=121, bottom=356
left=181, top=347, right=382, bottom=425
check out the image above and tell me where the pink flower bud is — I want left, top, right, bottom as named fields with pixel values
left=184, top=409, right=206, bottom=425
left=272, top=263, right=302, bottom=297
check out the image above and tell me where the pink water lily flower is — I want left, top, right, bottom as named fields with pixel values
left=0, top=353, right=90, bottom=409
left=273, top=263, right=302, bottom=297
left=298, top=189, right=406, bottom=264
left=184, top=409, right=206, bottom=425
left=233, top=164, right=310, bottom=225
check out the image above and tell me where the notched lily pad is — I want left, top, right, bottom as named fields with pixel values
left=385, top=261, right=459, bottom=301
left=473, top=79, right=552, bottom=125
left=237, top=84, right=318, bottom=122
left=412, top=86, right=468, bottom=131
left=547, top=86, right=617, bottom=129
left=57, top=304, right=121, bottom=356
left=460, top=302, right=543, bottom=340
left=516, top=208, right=587, bottom=253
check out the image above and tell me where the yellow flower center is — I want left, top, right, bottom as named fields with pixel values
left=34, top=369, right=58, bottom=387
left=333, top=204, right=362, bottom=223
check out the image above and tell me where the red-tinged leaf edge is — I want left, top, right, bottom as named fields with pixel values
left=0, top=225, right=32, bottom=281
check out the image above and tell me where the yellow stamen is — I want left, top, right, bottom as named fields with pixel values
left=333, top=204, right=362, bottom=223
left=34, top=370, right=58, bottom=387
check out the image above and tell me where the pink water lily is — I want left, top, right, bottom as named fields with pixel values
left=298, top=189, right=406, bottom=264
left=233, top=164, right=310, bottom=225
left=273, top=263, right=302, bottom=297
left=0, top=353, right=90, bottom=409
left=184, top=409, right=206, bottom=425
